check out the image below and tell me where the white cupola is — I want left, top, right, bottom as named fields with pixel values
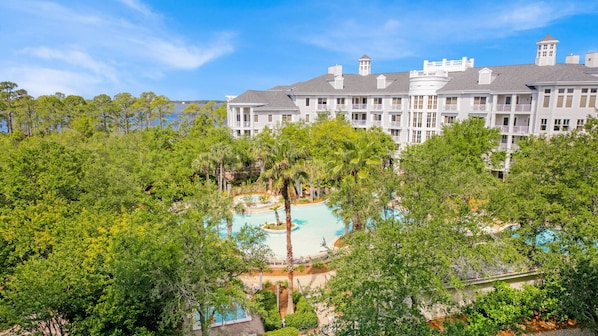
left=359, top=54, right=371, bottom=76
left=535, top=34, right=558, bottom=66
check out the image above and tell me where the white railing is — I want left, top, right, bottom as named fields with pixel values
left=496, top=104, right=511, bottom=112
left=371, top=104, right=382, bottom=110
left=351, top=120, right=367, bottom=126
left=513, top=126, right=529, bottom=133
left=352, top=104, right=367, bottom=110
left=391, top=104, right=402, bottom=110
left=473, top=104, right=488, bottom=112
left=392, top=136, right=401, bottom=142
left=388, top=121, right=401, bottom=127
left=498, top=125, right=509, bottom=132
left=372, top=120, right=382, bottom=126
left=444, top=104, right=458, bottom=111
left=515, top=104, right=532, bottom=112
left=336, top=104, right=346, bottom=110
left=317, top=104, right=327, bottom=110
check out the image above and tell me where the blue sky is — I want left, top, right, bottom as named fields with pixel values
left=0, top=0, right=597, bottom=101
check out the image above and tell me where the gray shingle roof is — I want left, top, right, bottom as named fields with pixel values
left=229, top=90, right=298, bottom=111
left=290, top=72, right=411, bottom=94
left=439, top=64, right=598, bottom=93
left=538, top=34, right=558, bottom=42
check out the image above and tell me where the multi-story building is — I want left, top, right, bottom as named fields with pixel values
left=227, top=35, right=598, bottom=172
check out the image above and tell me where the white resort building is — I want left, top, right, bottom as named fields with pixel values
left=227, top=35, right=598, bottom=174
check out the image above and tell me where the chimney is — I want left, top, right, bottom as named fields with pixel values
left=586, top=52, right=598, bottom=68
left=328, top=64, right=342, bottom=76
left=566, top=54, right=580, bottom=64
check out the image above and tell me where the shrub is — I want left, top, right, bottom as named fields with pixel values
left=261, top=327, right=300, bottom=336
left=285, top=311, right=318, bottom=331
left=285, top=296, right=318, bottom=331
left=255, top=290, right=282, bottom=331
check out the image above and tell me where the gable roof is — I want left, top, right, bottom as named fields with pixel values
left=229, top=90, right=298, bottom=111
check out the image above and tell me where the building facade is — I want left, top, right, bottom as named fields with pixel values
left=227, top=35, right=598, bottom=171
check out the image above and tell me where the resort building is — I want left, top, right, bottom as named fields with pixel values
left=227, top=35, right=598, bottom=173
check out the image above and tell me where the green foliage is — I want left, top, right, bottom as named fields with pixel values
left=261, top=326, right=300, bottom=336
left=255, top=290, right=283, bottom=331
left=285, top=295, right=318, bottom=331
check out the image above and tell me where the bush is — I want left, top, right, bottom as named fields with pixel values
left=285, top=311, right=318, bottom=331
left=261, top=327, right=300, bottom=336
left=255, top=289, right=282, bottom=331
left=285, top=296, right=318, bottom=331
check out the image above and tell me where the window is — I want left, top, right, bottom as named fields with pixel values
left=352, top=97, right=367, bottom=109
left=373, top=114, right=382, bottom=121
left=336, top=97, right=346, bottom=108
left=543, top=89, right=551, bottom=108
left=254, top=114, right=258, bottom=122
left=501, top=135, right=508, bottom=144
left=563, top=119, right=570, bottom=131
left=373, top=97, right=383, bottom=105
left=556, top=88, right=573, bottom=108
left=427, top=96, right=438, bottom=110
left=305, top=98, right=310, bottom=106
left=390, top=114, right=401, bottom=126
left=412, top=96, right=424, bottom=109
left=268, top=114, right=273, bottom=122
left=445, top=97, right=457, bottom=110
left=554, top=119, right=562, bottom=131
left=540, top=118, right=547, bottom=131
left=390, top=129, right=400, bottom=137
left=426, top=112, right=436, bottom=128
left=577, top=119, right=585, bottom=130
left=282, top=114, right=292, bottom=122
left=503, top=117, right=509, bottom=126
left=425, top=130, right=436, bottom=139
left=317, top=98, right=327, bottom=110
left=473, top=96, right=487, bottom=111
left=411, top=130, right=422, bottom=143
left=443, top=115, right=455, bottom=124
left=392, top=97, right=402, bottom=109
left=580, top=88, right=598, bottom=108
left=412, top=112, right=423, bottom=127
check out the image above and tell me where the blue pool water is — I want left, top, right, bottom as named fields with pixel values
left=196, top=304, right=250, bottom=327
left=232, top=202, right=345, bottom=259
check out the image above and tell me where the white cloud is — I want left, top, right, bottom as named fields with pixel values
left=137, top=33, right=235, bottom=69
left=19, top=47, right=119, bottom=83
left=0, top=67, right=104, bottom=97
left=299, top=0, right=592, bottom=59
left=116, top=0, right=155, bottom=17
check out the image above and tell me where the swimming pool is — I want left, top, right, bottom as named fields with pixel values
left=232, top=202, right=345, bottom=259
left=195, top=304, right=252, bottom=328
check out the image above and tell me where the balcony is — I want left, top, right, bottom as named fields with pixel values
left=390, top=104, right=402, bottom=110
left=498, top=125, right=509, bottom=133
left=371, top=104, right=383, bottom=110
left=496, top=104, right=511, bottom=112
left=515, top=104, right=532, bottom=112
left=388, top=121, right=401, bottom=127
left=443, top=104, right=458, bottom=111
left=473, top=104, right=488, bottom=112
left=392, top=136, right=401, bottom=142
left=317, top=104, right=328, bottom=110
left=372, top=120, right=382, bottom=127
left=235, top=121, right=251, bottom=127
left=351, top=119, right=367, bottom=126
left=352, top=104, right=367, bottom=110
left=336, top=104, right=346, bottom=110
left=513, top=126, right=529, bottom=134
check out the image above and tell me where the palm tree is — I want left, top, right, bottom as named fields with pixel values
left=261, top=139, right=307, bottom=315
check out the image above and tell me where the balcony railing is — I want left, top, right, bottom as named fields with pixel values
left=235, top=121, right=251, bottom=127
left=371, top=104, right=382, bottom=110
left=336, top=104, right=346, bottom=110
left=498, top=125, right=509, bottom=132
left=444, top=104, right=458, bottom=111
left=317, top=104, right=327, bottom=110
left=392, top=136, right=401, bottom=142
left=473, top=104, right=488, bottom=112
left=390, top=104, right=402, bottom=110
left=372, top=120, right=382, bottom=127
left=351, top=120, right=367, bottom=126
left=515, top=104, right=532, bottom=112
left=388, top=121, right=401, bottom=127
left=352, top=104, right=367, bottom=110
left=496, top=104, right=511, bottom=112
left=513, top=126, right=529, bottom=134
